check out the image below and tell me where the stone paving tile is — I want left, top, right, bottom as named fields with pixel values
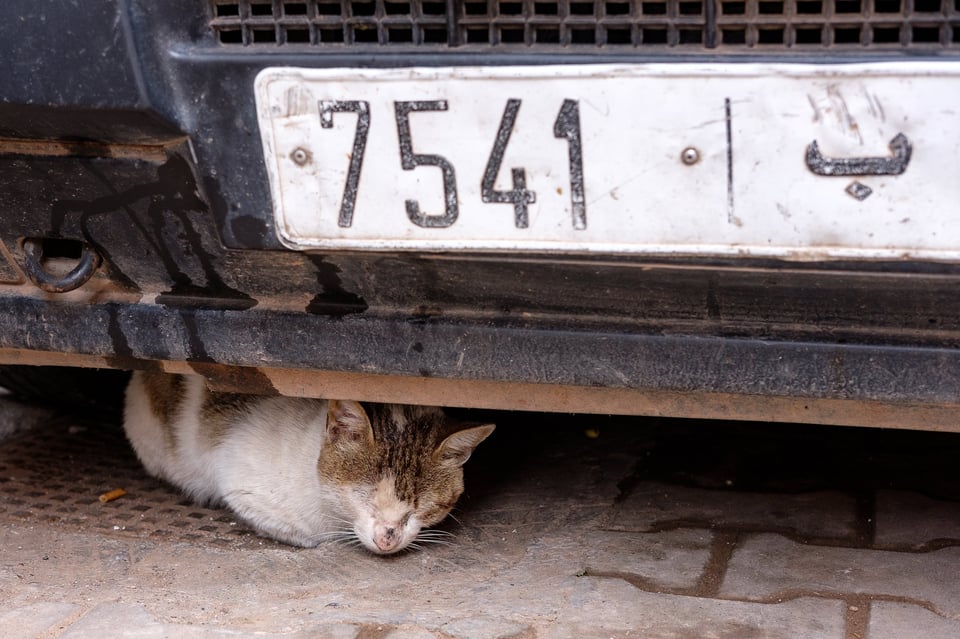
left=55, top=603, right=223, bottom=638
left=550, top=579, right=846, bottom=639
left=607, top=481, right=859, bottom=540
left=0, top=521, right=720, bottom=637
left=384, top=627, right=442, bottom=639
left=311, top=573, right=847, bottom=639
left=874, top=490, right=960, bottom=549
left=0, top=601, right=79, bottom=639
left=57, top=603, right=361, bottom=639
left=720, top=533, right=960, bottom=617
left=868, top=602, right=960, bottom=639
left=440, top=617, right=531, bottom=639
left=579, top=528, right=713, bottom=591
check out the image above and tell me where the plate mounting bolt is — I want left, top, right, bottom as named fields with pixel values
left=291, top=147, right=311, bottom=166
left=681, top=147, right=700, bottom=166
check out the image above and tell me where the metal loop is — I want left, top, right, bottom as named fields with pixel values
left=21, top=238, right=101, bottom=293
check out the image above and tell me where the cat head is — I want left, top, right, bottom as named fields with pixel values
left=318, top=400, right=494, bottom=555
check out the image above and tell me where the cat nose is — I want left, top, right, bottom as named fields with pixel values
left=373, top=524, right=401, bottom=553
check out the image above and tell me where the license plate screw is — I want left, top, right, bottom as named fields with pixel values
left=681, top=147, right=700, bottom=165
left=291, top=147, right=311, bottom=166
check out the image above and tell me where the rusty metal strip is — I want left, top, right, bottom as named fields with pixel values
left=0, top=348, right=957, bottom=432
left=0, top=137, right=181, bottom=163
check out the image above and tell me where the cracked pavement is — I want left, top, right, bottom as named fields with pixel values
left=2, top=396, right=960, bottom=638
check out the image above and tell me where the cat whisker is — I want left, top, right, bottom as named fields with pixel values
left=417, top=539, right=453, bottom=546
left=416, top=531, right=456, bottom=541
left=415, top=537, right=454, bottom=545
left=316, top=531, right=355, bottom=542
left=414, top=537, right=454, bottom=547
left=318, top=514, right=357, bottom=528
left=314, top=525, right=361, bottom=547
left=413, top=528, right=456, bottom=548
left=328, top=537, right=361, bottom=550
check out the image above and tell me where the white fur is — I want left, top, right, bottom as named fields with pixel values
left=123, top=372, right=347, bottom=547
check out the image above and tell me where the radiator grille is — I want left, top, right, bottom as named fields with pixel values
left=210, top=0, right=960, bottom=49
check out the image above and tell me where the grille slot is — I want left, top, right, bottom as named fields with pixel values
left=210, top=0, right=960, bottom=48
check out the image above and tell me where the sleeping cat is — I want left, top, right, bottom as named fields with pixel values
left=122, top=371, right=494, bottom=554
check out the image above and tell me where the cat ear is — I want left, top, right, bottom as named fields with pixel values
left=326, top=400, right=373, bottom=446
left=434, top=424, right=495, bottom=468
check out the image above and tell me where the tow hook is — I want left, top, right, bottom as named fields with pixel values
left=21, top=238, right=101, bottom=293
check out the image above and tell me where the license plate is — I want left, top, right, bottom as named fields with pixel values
left=255, top=62, right=960, bottom=261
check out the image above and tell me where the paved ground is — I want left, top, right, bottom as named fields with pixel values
left=2, top=393, right=960, bottom=638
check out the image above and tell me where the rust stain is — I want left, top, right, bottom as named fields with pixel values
left=0, top=137, right=176, bottom=163
left=827, top=85, right=864, bottom=145
left=808, top=94, right=821, bottom=123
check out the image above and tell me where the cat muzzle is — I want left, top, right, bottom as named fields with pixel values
left=373, top=524, right=403, bottom=553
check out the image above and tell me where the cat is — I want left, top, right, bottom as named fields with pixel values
left=122, top=371, right=494, bottom=554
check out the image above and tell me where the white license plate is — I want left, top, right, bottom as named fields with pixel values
left=255, top=62, right=960, bottom=261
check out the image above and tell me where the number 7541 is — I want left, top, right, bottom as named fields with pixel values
left=319, top=98, right=587, bottom=231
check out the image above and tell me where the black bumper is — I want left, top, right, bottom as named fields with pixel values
left=0, top=0, right=958, bottom=428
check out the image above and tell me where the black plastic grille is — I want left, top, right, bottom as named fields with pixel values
left=210, top=0, right=960, bottom=48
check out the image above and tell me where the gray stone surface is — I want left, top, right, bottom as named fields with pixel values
left=608, top=481, right=859, bottom=540
left=57, top=603, right=362, bottom=639
left=0, top=522, right=721, bottom=637
left=868, top=602, right=960, bottom=639
left=721, top=533, right=960, bottom=617
left=4, top=401, right=960, bottom=637
left=0, top=521, right=846, bottom=639
left=548, top=582, right=845, bottom=639
left=875, top=490, right=960, bottom=549
left=582, top=528, right=713, bottom=591
left=0, top=602, right=79, bottom=639
left=441, top=617, right=531, bottom=639
left=384, top=627, right=442, bottom=639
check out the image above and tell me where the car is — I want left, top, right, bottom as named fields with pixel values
left=0, top=0, right=957, bottom=430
